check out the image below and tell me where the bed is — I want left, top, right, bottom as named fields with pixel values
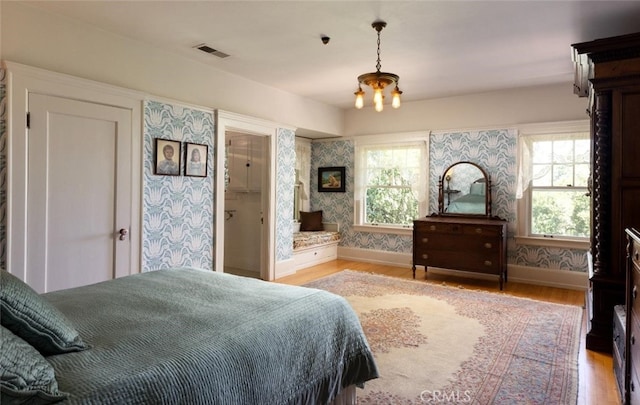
left=446, top=179, right=487, bottom=214
left=0, top=268, right=378, bottom=404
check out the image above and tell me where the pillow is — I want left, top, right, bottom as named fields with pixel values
left=469, top=182, right=486, bottom=196
left=299, top=210, right=324, bottom=231
left=0, top=271, right=86, bottom=355
left=0, top=325, right=67, bottom=404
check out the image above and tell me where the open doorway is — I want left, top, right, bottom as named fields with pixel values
left=223, top=132, right=266, bottom=279
left=215, top=111, right=277, bottom=281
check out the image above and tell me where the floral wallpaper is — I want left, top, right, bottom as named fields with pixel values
left=142, top=100, right=215, bottom=271
left=311, top=129, right=588, bottom=273
left=0, top=68, right=6, bottom=270
left=276, top=128, right=296, bottom=261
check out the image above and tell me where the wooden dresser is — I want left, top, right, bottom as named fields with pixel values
left=572, top=32, right=640, bottom=352
left=412, top=216, right=508, bottom=289
left=625, top=228, right=640, bottom=404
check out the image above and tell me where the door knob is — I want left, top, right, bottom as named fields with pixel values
left=119, top=228, right=128, bottom=241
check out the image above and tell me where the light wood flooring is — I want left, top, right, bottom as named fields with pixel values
left=276, top=259, right=619, bottom=405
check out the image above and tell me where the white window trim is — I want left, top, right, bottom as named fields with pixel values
left=516, top=120, right=590, bottom=249
left=353, top=132, right=430, bottom=234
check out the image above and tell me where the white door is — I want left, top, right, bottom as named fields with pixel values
left=27, top=94, right=133, bottom=292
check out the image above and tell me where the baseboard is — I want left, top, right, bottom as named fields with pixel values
left=507, top=264, right=587, bottom=291
left=274, top=258, right=296, bottom=279
left=337, top=247, right=588, bottom=291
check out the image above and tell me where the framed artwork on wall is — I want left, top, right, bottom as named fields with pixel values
left=318, top=166, right=346, bottom=192
left=185, top=142, right=208, bottom=177
left=154, top=138, right=181, bottom=176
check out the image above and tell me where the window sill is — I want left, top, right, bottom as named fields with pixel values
left=352, top=224, right=413, bottom=236
left=515, top=236, right=589, bottom=250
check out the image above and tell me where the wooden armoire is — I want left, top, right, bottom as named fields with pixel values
left=572, top=32, right=640, bottom=353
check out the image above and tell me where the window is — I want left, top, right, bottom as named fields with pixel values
left=517, top=122, right=590, bottom=246
left=354, top=135, right=428, bottom=232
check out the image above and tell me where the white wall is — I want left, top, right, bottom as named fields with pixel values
left=344, top=83, right=589, bottom=136
left=0, top=1, right=343, bottom=137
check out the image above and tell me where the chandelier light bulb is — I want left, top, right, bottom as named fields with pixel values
left=373, top=88, right=383, bottom=105
left=392, top=86, right=402, bottom=109
left=375, top=99, right=384, bottom=112
left=354, top=88, right=365, bottom=109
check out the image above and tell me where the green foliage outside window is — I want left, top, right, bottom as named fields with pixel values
left=530, top=137, right=590, bottom=238
left=531, top=190, right=590, bottom=237
left=365, top=167, right=418, bottom=225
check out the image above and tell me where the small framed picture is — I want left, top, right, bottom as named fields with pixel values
left=185, top=142, right=208, bottom=177
left=154, top=138, right=181, bottom=176
left=318, top=166, right=346, bottom=192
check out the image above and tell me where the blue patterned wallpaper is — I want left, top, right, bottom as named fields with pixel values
left=0, top=68, right=6, bottom=270
left=143, top=100, right=215, bottom=271
left=311, top=129, right=588, bottom=273
left=276, top=128, right=296, bottom=261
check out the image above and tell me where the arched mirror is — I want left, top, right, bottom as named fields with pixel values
left=438, top=161, right=492, bottom=216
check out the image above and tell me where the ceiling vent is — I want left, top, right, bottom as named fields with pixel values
left=193, top=43, right=230, bottom=59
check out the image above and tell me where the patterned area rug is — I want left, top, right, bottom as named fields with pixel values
left=304, top=270, right=581, bottom=405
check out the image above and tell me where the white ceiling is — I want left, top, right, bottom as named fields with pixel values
left=25, top=1, right=640, bottom=109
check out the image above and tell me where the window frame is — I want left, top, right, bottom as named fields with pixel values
left=353, top=132, right=429, bottom=236
left=515, top=121, right=591, bottom=249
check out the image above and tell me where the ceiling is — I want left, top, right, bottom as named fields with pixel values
left=25, top=1, right=640, bottom=110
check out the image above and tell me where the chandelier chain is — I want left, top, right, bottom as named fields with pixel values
left=376, top=29, right=382, bottom=72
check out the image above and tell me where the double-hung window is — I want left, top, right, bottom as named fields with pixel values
left=517, top=122, right=590, bottom=247
left=354, top=135, right=428, bottom=233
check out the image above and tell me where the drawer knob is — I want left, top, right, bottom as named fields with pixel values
left=484, top=260, right=492, bottom=266
left=422, top=254, right=428, bottom=259
left=633, top=381, right=636, bottom=392
left=430, top=225, right=436, bottom=231
left=632, top=335, right=636, bottom=346
left=634, top=286, right=638, bottom=301
left=636, top=251, right=640, bottom=261
left=422, top=237, right=429, bottom=243
left=484, top=243, right=492, bottom=249
left=475, top=228, right=482, bottom=234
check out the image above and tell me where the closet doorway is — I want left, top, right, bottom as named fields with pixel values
left=223, top=132, right=266, bottom=279
left=215, top=111, right=277, bottom=281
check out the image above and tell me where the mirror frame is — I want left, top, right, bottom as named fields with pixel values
left=437, top=161, right=492, bottom=217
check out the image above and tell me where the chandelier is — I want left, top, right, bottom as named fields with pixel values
left=354, top=20, right=402, bottom=112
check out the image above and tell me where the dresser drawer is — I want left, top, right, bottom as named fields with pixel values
left=633, top=240, right=640, bottom=270
left=414, top=221, right=503, bottom=237
left=630, top=314, right=640, bottom=380
left=462, top=225, right=502, bottom=237
left=415, top=250, right=501, bottom=273
left=631, top=367, right=640, bottom=405
left=415, top=234, right=500, bottom=253
left=414, top=222, right=464, bottom=235
left=632, top=265, right=640, bottom=320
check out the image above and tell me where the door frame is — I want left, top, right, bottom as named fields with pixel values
left=215, top=110, right=278, bottom=281
left=5, top=61, right=143, bottom=281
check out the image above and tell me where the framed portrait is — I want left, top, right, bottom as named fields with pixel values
left=154, top=138, right=181, bottom=176
left=318, top=166, right=346, bottom=192
left=185, top=142, right=208, bottom=177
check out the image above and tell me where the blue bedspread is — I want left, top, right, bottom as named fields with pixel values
left=42, top=268, right=378, bottom=404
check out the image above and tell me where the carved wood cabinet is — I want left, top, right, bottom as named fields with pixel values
left=572, top=32, right=640, bottom=353
left=412, top=216, right=508, bottom=290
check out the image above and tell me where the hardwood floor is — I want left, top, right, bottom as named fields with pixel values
left=276, top=259, right=619, bottom=405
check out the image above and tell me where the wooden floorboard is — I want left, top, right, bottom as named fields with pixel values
left=275, top=259, right=618, bottom=405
